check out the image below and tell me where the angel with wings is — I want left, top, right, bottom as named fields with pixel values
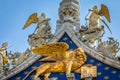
left=22, top=13, right=53, bottom=47
left=23, top=42, right=87, bottom=80
left=0, top=42, right=9, bottom=65
left=22, top=12, right=50, bottom=33
left=0, top=42, right=9, bottom=74
left=85, top=4, right=112, bottom=34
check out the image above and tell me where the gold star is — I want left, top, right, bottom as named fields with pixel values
left=104, top=67, right=110, bottom=70
left=97, top=72, right=102, bottom=76
left=24, top=71, right=29, bottom=74
left=97, top=63, right=102, bottom=67
left=69, top=49, right=74, bottom=51
left=32, top=66, right=37, bottom=69
left=118, top=75, right=120, bottom=78
left=90, top=59, right=94, bottom=63
left=111, top=70, right=117, bottom=74
left=60, top=73, right=64, bottom=75
left=69, top=41, right=73, bottom=44
left=31, top=75, right=35, bottom=79
left=104, top=76, right=109, bottom=80
left=49, top=77, right=58, bottom=80
left=63, top=37, right=68, bottom=41
left=16, top=77, right=21, bottom=80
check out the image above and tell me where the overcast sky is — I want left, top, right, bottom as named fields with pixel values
left=0, top=0, right=120, bottom=55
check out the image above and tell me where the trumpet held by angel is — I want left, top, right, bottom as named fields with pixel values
left=23, top=42, right=87, bottom=80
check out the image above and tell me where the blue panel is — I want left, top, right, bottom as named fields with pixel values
left=9, top=61, right=40, bottom=80
left=86, top=54, right=120, bottom=80
left=59, top=33, right=77, bottom=50
left=9, top=33, right=120, bottom=80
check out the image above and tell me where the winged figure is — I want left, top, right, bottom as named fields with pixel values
left=99, top=4, right=111, bottom=23
left=24, top=42, right=87, bottom=80
left=0, top=42, right=9, bottom=64
left=86, top=4, right=112, bottom=33
left=22, top=13, right=38, bottom=29
left=22, top=12, right=50, bottom=30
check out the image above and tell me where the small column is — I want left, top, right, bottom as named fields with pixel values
left=66, top=73, right=75, bottom=80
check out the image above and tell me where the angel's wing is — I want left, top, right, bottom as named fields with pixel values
left=1, top=42, right=8, bottom=49
left=22, top=13, right=38, bottom=29
left=99, top=4, right=111, bottom=23
left=31, top=42, right=69, bottom=60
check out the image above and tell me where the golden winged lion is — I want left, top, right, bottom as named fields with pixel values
left=23, top=42, right=87, bottom=80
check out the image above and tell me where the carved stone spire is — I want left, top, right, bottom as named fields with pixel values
left=56, top=0, right=80, bottom=31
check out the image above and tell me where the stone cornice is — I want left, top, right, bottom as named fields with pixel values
left=0, top=55, right=41, bottom=80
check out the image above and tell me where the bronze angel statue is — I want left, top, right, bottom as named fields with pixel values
left=86, top=4, right=112, bottom=33
left=24, top=42, right=87, bottom=80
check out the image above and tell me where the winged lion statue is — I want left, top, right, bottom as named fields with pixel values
left=23, top=42, right=87, bottom=80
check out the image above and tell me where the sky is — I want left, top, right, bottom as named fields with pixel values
left=0, top=0, right=120, bottom=55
